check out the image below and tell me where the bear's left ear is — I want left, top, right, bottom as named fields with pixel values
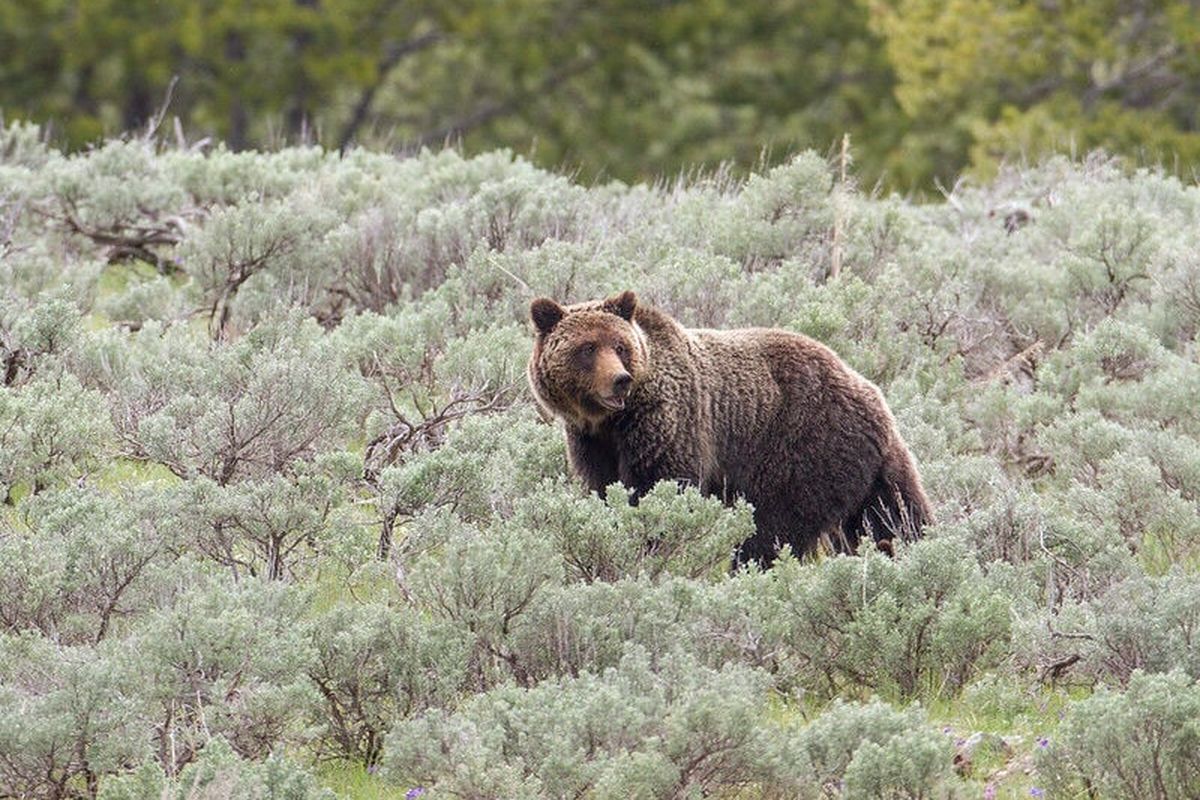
left=604, top=290, right=637, bottom=322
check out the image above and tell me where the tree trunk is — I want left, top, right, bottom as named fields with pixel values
left=337, top=29, right=445, bottom=152
left=225, top=31, right=248, bottom=149
left=123, top=81, right=154, bottom=133
left=286, top=0, right=318, bottom=142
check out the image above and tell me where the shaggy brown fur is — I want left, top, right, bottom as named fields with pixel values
left=528, top=290, right=933, bottom=565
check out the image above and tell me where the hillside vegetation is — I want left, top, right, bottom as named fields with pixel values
left=2, top=125, right=1200, bottom=799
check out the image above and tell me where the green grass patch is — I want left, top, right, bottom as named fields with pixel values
left=93, top=457, right=180, bottom=488
left=926, top=679, right=1079, bottom=799
left=314, top=760, right=407, bottom=800
left=96, top=260, right=178, bottom=298
left=1139, top=527, right=1200, bottom=575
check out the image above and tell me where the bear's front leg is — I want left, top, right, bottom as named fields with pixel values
left=566, top=428, right=620, bottom=494
left=616, top=441, right=705, bottom=505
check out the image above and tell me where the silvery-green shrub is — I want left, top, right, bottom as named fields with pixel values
left=125, top=576, right=316, bottom=770
left=385, top=648, right=785, bottom=799
left=304, top=601, right=470, bottom=766
left=99, top=737, right=334, bottom=800
left=0, top=372, right=111, bottom=503
left=765, top=537, right=1012, bottom=698
left=1037, top=670, right=1200, bottom=799
left=512, top=481, right=754, bottom=582
left=789, top=699, right=958, bottom=800
left=0, top=633, right=150, bottom=799
left=0, top=486, right=179, bottom=642
left=94, top=314, right=363, bottom=485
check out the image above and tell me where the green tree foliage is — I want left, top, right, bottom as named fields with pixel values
left=873, top=0, right=1200, bottom=186
left=7, top=1, right=1200, bottom=187
left=6, top=0, right=890, bottom=176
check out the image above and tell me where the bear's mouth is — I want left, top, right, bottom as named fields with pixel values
left=597, top=395, right=627, bottom=411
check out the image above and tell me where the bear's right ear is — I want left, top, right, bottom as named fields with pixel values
left=530, top=298, right=565, bottom=334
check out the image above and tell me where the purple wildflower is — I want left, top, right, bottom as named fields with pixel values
left=1038, top=736, right=1050, bottom=748
left=1030, top=788, right=1044, bottom=798
left=983, top=784, right=996, bottom=800
left=405, top=789, right=426, bottom=800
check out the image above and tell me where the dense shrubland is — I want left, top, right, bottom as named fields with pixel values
left=2, top=124, right=1200, bottom=799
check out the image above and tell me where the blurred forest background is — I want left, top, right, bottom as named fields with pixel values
left=4, top=0, right=1200, bottom=189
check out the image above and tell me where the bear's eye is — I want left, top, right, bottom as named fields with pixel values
left=614, top=343, right=628, bottom=358
left=575, top=343, right=596, bottom=362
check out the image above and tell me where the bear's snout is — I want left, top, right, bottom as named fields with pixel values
left=595, top=370, right=632, bottom=411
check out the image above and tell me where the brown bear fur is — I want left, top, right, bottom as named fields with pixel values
left=527, top=290, right=933, bottom=565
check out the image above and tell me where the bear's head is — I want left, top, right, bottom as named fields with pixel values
left=527, top=290, right=647, bottom=426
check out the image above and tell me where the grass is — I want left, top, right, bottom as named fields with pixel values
left=1139, top=527, right=1200, bottom=575
left=925, top=680, right=1079, bottom=799
left=96, top=260, right=164, bottom=296
left=93, top=456, right=180, bottom=488
left=314, top=761, right=409, bottom=800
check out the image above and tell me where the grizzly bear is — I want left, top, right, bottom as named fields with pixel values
left=527, top=290, right=933, bottom=565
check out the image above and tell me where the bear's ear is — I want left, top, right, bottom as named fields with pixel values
left=530, top=298, right=565, bottom=334
left=604, top=290, right=637, bottom=322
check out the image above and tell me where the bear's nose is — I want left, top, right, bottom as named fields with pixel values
left=612, top=372, right=632, bottom=396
